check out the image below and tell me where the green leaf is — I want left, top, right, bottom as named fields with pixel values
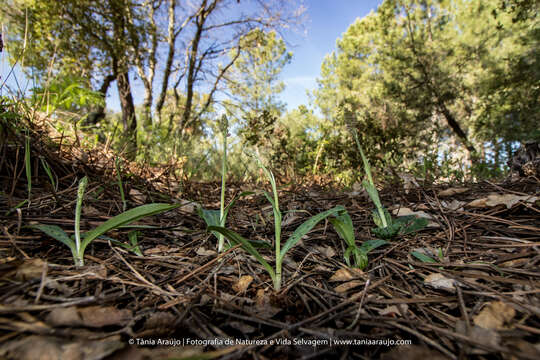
left=279, top=205, right=344, bottom=262
left=371, top=222, right=401, bottom=239
left=32, top=224, right=74, bottom=249
left=359, top=239, right=388, bottom=253
left=128, top=231, right=143, bottom=256
left=197, top=207, right=222, bottom=238
left=207, top=226, right=276, bottom=281
left=329, top=210, right=355, bottom=246
left=411, top=251, right=438, bottom=263
left=401, top=217, right=428, bottom=235
left=81, top=203, right=180, bottom=252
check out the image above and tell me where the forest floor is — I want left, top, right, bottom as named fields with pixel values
left=0, top=119, right=539, bottom=360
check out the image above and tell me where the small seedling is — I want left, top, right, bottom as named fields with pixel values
left=329, top=209, right=387, bottom=269
left=209, top=154, right=344, bottom=291
left=33, top=176, right=180, bottom=266
left=354, top=131, right=427, bottom=239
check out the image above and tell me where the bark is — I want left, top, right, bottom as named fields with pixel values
left=116, top=71, right=137, bottom=158
left=86, top=74, right=115, bottom=125
left=129, top=0, right=158, bottom=127
left=116, top=71, right=136, bottom=134
left=181, top=0, right=218, bottom=139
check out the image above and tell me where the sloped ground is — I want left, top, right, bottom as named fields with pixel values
left=0, top=115, right=539, bottom=360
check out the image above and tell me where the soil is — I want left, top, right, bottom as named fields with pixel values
left=0, top=119, right=539, bottom=360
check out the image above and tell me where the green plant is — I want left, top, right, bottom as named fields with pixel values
left=33, top=176, right=179, bottom=266
left=40, top=157, right=57, bottom=191
left=105, top=231, right=143, bottom=256
left=197, top=115, right=253, bottom=252
left=25, top=131, right=31, bottom=201
left=329, top=210, right=387, bottom=269
left=209, top=154, right=344, bottom=291
left=354, top=131, right=427, bottom=239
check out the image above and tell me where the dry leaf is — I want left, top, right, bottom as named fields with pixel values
left=15, top=258, right=47, bottom=281
left=196, top=247, right=216, bottom=256
left=47, top=306, right=132, bottom=328
left=329, top=268, right=364, bottom=282
left=82, top=205, right=101, bottom=216
left=378, top=304, right=408, bottom=317
left=0, top=335, right=123, bottom=360
left=143, top=312, right=175, bottom=331
left=317, top=245, right=336, bottom=258
left=424, top=273, right=456, bottom=292
left=177, top=199, right=199, bottom=214
left=466, top=326, right=501, bottom=355
left=281, top=212, right=299, bottom=226
left=232, top=275, right=253, bottom=293
left=129, top=188, right=147, bottom=204
left=392, top=207, right=439, bottom=227
left=473, top=301, right=516, bottom=330
left=442, top=199, right=466, bottom=211
left=253, top=289, right=281, bottom=319
left=467, top=193, right=538, bottom=209
left=438, top=187, right=469, bottom=197
left=334, top=280, right=364, bottom=293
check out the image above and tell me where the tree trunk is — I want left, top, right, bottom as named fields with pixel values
left=86, top=74, right=115, bottom=125
left=116, top=71, right=137, bottom=158
left=437, top=101, right=477, bottom=162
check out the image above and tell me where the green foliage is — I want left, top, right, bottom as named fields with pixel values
left=209, top=155, right=344, bottom=291
left=34, top=176, right=180, bottom=266
left=312, top=0, right=538, bottom=180
left=31, top=75, right=105, bottom=114
left=356, top=136, right=427, bottom=239
left=329, top=210, right=387, bottom=269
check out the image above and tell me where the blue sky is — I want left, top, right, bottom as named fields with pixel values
left=280, top=0, right=381, bottom=110
left=0, top=1, right=382, bottom=112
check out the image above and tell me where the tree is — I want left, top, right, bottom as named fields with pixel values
left=3, top=0, right=304, bottom=160
left=313, top=0, right=538, bottom=177
left=225, top=29, right=291, bottom=121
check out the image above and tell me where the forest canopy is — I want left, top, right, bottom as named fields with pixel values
left=1, top=0, right=538, bottom=184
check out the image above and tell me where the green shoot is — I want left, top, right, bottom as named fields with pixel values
left=219, top=115, right=228, bottom=252
left=353, top=131, right=427, bottom=239
left=108, top=231, right=143, bottom=256
left=115, top=157, right=127, bottom=212
left=40, top=157, right=57, bottom=191
left=33, top=176, right=180, bottom=266
left=329, top=209, right=387, bottom=269
left=197, top=115, right=252, bottom=252
left=74, top=176, right=88, bottom=265
left=24, top=131, right=31, bottom=201
left=209, top=155, right=344, bottom=291
left=5, top=199, right=29, bottom=216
